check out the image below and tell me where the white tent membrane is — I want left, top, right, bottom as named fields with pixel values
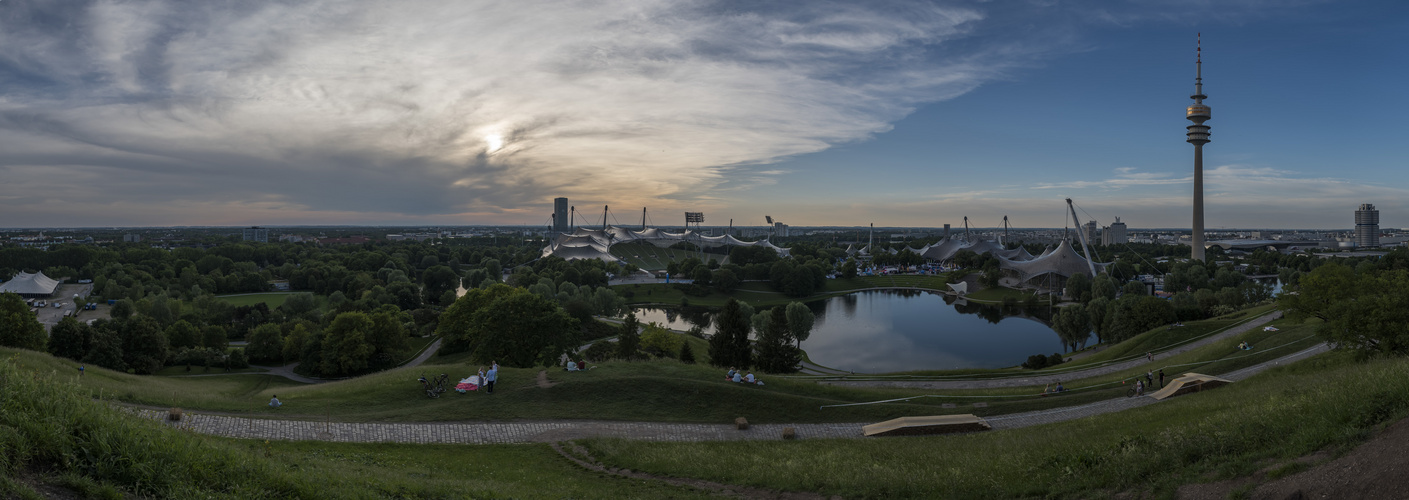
left=541, top=227, right=791, bottom=263
left=0, top=271, right=60, bottom=297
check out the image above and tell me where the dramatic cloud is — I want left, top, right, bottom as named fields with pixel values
left=0, top=0, right=1024, bottom=226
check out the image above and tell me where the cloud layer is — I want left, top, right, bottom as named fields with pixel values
left=0, top=0, right=1016, bottom=226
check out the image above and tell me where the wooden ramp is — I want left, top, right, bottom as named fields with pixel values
left=1148, top=373, right=1234, bottom=401
left=862, top=414, right=991, bottom=437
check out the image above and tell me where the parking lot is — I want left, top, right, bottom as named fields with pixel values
left=29, top=283, right=105, bottom=331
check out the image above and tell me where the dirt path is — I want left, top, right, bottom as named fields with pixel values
left=536, top=370, right=558, bottom=388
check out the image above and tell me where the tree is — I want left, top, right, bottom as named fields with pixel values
left=280, top=292, right=320, bottom=320
left=121, top=316, right=170, bottom=374
left=202, top=325, right=228, bottom=350
left=640, top=323, right=683, bottom=357
left=1282, top=263, right=1409, bottom=355
left=1087, top=296, right=1111, bottom=343
left=82, top=323, right=126, bottom=372
left=691, top=266, right=712, bottom=286
left=755, top=307, right=801, bottom=373
left=1065, top=273, right=1091, bottom=303
left=481, top=258, right=502, bottom=282
left=678, top=341, right=696, bottom=364
left=1120, top=281, right=1147, bottom=297
left=616, top=312, right=642, bottom=360
left=841, top=258, right=858, bottom=279
left=246, top=323, right=285, bottom=364
left=48, top=316, right=91, bottom=361
left=784, top=302, right=815, bottom=347
left=435, top=284, right=578, bottom=368
left=421, top=265, right=461, bottom=305
left=1052, top=304, right=1090, bottom=352
left=712, top=268, right=740, bottom=293
left=365, top=307, right=409, bottom=362
left=708, top=299, right=753, bottom=369
left=320, top=312, right=377, bottom=376
left=110, top=298, right=135, bottom=320
left=1091, top=274, right=1119, bottom=301
left=165, top=320, right=201, bottom=350
left=282, top=323, right=311, bottom=362
left=0, top=293, right=46, bottom=350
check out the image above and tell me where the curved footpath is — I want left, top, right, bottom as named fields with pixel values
left=823, top=310, right=1283, bottom=389
left=130, top=339, right=1328, bottom=445
left=183, top=339, right=445, bottom=385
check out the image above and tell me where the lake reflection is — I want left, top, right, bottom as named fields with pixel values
left=631, top=290, right=1075, bottom=373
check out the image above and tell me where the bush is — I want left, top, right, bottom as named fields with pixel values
left=678, top=342, right=696, bottom=364
left=1022, top=353, right=1066, bottom=370
left=583, top=341, right=615, bottom=362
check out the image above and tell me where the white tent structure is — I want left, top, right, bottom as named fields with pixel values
left=541, top=227, right=791, bottom=263
left=0, top=271, right=60, bottom=297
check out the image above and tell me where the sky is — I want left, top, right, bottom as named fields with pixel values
left=1, top=0, right=1406, bottom=230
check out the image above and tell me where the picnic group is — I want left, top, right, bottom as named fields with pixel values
left=725, top=367, right=765, bottom=385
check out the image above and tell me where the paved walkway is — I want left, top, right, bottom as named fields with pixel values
left=131, top=340, right=1329, bottom=445
left=822, top=310, right=1283, bottom=389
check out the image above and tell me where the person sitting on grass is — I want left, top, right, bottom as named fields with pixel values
left=579, top=359, right=589, bottom=370
left=731, top=371, right=742, bottom=383
left=269, top=395, right=282, bottom=408
left=726, top=367, right=737, bottom=380
left=566, top=360, right=578, bottom=372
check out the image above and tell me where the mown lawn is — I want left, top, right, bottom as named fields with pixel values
left=215, top=292, right=298, bottom=308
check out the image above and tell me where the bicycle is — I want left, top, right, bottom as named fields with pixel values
left=418, top=373, right=449, bottom=398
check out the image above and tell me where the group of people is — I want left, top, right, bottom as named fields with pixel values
left=1238, top=341, right=1255, bottom=350
left=564, top=359, right=590, bottom=372
left=1132, top=369, right=1167, bottom=396
left=725, top=367, right=764, bottom=386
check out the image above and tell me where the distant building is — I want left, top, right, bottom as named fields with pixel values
left=773, top=222, right=789, bottom=237
left=242, top=226, right=269, bottom=243
left=122, top=233, right=141, bottom=243
left=553, top=197, right=569, bottom=233
left=1082, top=220, right=1098, bottom=245
left=1355, top=204, right=1380, bottom=248
left=1101, top=217, right=1129, bottom=246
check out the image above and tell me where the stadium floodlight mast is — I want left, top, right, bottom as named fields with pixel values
left=685, top=212, right=705, bottom=260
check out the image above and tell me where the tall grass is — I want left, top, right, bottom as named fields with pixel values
left=583, top=351, right=1409, bottom=498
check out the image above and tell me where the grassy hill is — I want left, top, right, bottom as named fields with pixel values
left=0, top=355, right=721, bottom=499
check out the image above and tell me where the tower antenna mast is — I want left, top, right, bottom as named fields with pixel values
left=1186, top=33, right=1212, bottom=261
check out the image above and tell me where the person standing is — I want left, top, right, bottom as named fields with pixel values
left=1146, top=370, right=1153, bottom=387
left=1158, top=369, right=1165, bottom=388
left=485, top=364, right=498, bottom=394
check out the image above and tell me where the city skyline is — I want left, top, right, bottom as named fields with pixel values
left=1, top=1, right=1406, bottom=229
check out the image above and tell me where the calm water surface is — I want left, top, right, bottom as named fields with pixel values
left=632, top=290, right=1077, bottom=373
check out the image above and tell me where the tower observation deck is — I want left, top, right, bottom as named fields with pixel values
left=1186, top=34, right=1211, bottom=261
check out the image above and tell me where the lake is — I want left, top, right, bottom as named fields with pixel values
left=630, top=289, right=1077, bottom=373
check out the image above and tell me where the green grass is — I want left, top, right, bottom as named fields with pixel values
left=964, top=286, right=1043, bottom=303
left=583, top=351, right=1409, bottom=499
left=0, top=310, right=1316, bottom=425
left=1064, top=304, right=1278, bottom=367
left=152, top=365, right=267, bottom=376
left=215, top=292, right=297, bottom=308
left=0, top=355, right=724, bottom=499
left=610, top=242, right=723, bottom=271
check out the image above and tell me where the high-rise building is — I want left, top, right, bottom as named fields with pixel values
left=1185, top=35, right=1212, bottom=261
left=1102, top=217, right=1128, bottom=246
left=553, top=197, right=569, bottom=233
left=1355, top=204, right=1380, bottom=248
left=1083, top=220, right=1098, bottom=245
left=242, top=226, right=268, bottom=243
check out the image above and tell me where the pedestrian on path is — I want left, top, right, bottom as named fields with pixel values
left=1146, top=370, right=1153, bottom=387
left=1158, top=369, right=1165, bottom=388
left=1136, top=380, right=1144, bottom=396
left=1146, top=352, right=1153, bottom=362
left=485, top=364, right=498, bottom=394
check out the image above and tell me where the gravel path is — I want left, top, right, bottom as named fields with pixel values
left=823, top=310, right=1283, bottom=390
left=130, top=339, right=1327, bottom=445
